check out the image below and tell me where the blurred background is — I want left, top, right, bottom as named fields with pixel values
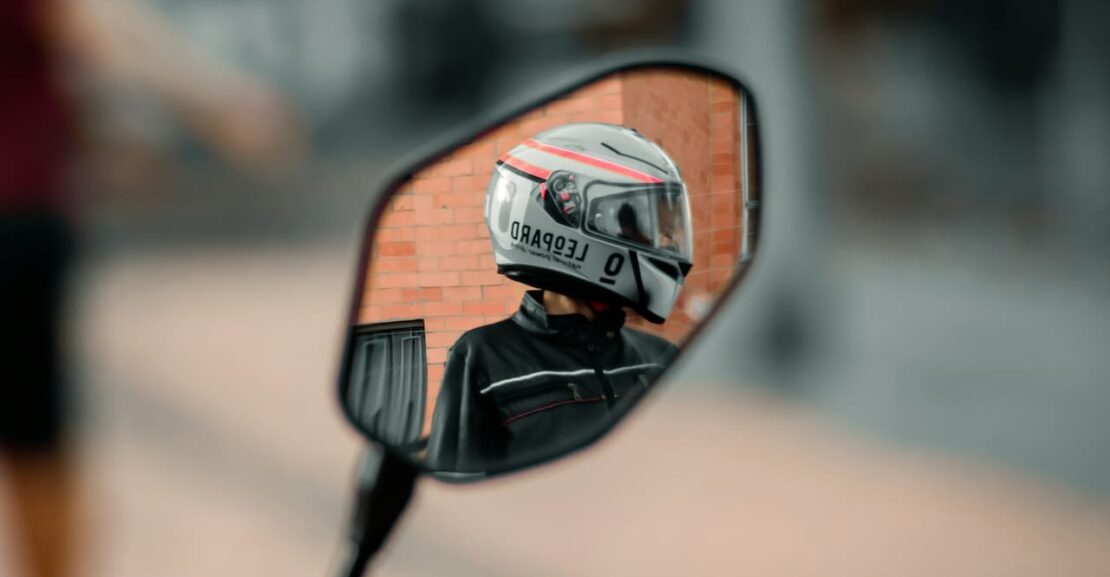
left=1, top=0, right=1108, bottom=576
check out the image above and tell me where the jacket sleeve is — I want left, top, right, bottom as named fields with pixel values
left=425, top=346, right=504, bottom=473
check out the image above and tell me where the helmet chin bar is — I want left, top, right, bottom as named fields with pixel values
left=498, top=263, right=667, bottom=324
left=627, top=250, right=649, bottom=314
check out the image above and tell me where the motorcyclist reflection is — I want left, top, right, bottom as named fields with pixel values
left=425, top=124, right=693, bottom=476
left=617, top=203, right=652, bottom=245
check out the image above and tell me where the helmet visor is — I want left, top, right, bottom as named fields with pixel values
left=584, top=182, right=692, bottom=260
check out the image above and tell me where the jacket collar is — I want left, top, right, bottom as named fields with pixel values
left=512, top=290, right=625, bottom=347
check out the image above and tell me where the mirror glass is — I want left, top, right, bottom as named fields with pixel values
left=341, top=65, right=760, bottom=481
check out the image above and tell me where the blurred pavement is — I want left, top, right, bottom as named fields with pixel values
left=6, top=238, right=1100, bottom=576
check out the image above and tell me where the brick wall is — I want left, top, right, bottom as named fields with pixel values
left=356, top=70, right=745, bottom=430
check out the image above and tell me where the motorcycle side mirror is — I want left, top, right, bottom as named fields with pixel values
left=338, top=62, right=761, bottom=483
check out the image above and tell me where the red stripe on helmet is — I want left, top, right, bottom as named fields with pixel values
left=523, top=138, right=664, bottom=184
left=499, top=153, right=552, bottom=180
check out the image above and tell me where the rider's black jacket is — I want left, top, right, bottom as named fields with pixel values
left=425, top=290, right=677, bottom=475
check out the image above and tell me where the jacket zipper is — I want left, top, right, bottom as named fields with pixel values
left=586, top=343, right=617, bottom=409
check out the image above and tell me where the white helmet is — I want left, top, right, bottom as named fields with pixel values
left=485, top=123, right=693, bottom=323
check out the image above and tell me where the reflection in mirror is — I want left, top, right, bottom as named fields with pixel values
left=342, top=66, right=760, bottom=481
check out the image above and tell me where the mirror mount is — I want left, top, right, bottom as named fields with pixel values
left=334, top=449, right=419, bottom=577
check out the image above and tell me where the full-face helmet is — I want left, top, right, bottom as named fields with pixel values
left=485, top=123, right=693, bottom=323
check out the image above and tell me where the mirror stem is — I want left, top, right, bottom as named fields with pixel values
left=334, top=448, right=419, bottom=577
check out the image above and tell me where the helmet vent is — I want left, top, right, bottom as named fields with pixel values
left=600, top=142, right=668, bottom=174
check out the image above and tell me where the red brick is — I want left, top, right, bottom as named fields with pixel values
left=378, top=210, right=414, bottom=228
left=712, top=107, right=737, bottom=125
left=455, top=174, right=493, bottom=195
left=412, top=208, right=454, bottom=226
left=711, top=205, right=738, bottom=231
left=416, top=257, right=438, bottom=272
left=686, top=271, right=710, bottom=291
left=374, top=272, right=418, bottom=289
left=460, top=270, right=502, bottom=286
left=453, top=207, right=485, bottom=224
left=424, top=301, right=463, bottom=316
left=693, top=232, right=712, bottom=271
left=454, top=138, right=494, bottom=155
left=710, top=267, right=733, bottom=288
left=379, top=303, right=423, bottom=319
left=443, top=316, right=482, bottom=331
left=589, top=77, right=622, bottom=95
left=710, top=191, right=737, bottom=215
left=712, top=229, right=738, bottom=254
left=485, top=122, right=522, bottom=144
left=440, top=223, right=478, bottom=241
left=426, top=347, right=449, bottom=364
left=712, top=98, right=737, bottom=113
left=418, top=272, right=459, bottom=287
left=423, top=317, right=447, bottom=331
left=544, top=96, right=597, bottom=117
left=442, top=286, right=482, bottom=301
left=456, top=240, right=489, bottom=255
left=492, top=135, right=520, bottom=156
left=462, top=301, right=504, bottom=316
left=482, top=283, right=524, bottom=300
left=438, top=255, right=480, bottom=271
left=710, top=134, right=736, bottom=154
left=402, top=287, right=442, bottom=302
left=712, top=151, right=738, bottom=167
left=426, top=331, right=461, bottom=348
left=711, top=253, right=737, bottom=270
left=364, top=288, right=402, bottom=304
left=416, top=240, right=457, bottom=256
left=411, top=177, right=452, bottom=194
left=423, top=157, right=472, bottom=177
left=454, top=140, right=498, bottom=171
left=427, top=364, right=446, bottom=383
left=690, top=198, right=712, bottom=230
left=412, top=195, right=435, bottom=211
left=692, top=244, right=710, bottom=271
left=709, top=81, right=736, bottom=103
left=578, top=109, right=623, bottom=125
left=375, top=227, right=415, bottom=242
left=371, top=258, right=418, bottom=273
left=599, top=92, right=623, bottom=111
left=516, top=107, right=546, bottom=125
left=364, top=260, right=380, bottom=279
left=520, top=116, right=571, bottom=138
left=389, top=195, right=414, bottom=211
left=413, top=226, right=442, bottom=241
left=434, top=191, right=484, bottom=208
left=377, top=242, right=416, bottom=257
left=357, top=305, right=382, bottom=323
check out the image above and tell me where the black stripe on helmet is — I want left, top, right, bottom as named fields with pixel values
left=628, top=250, right=648, bottom=310
left=496, top=160, right=545, bottom=184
